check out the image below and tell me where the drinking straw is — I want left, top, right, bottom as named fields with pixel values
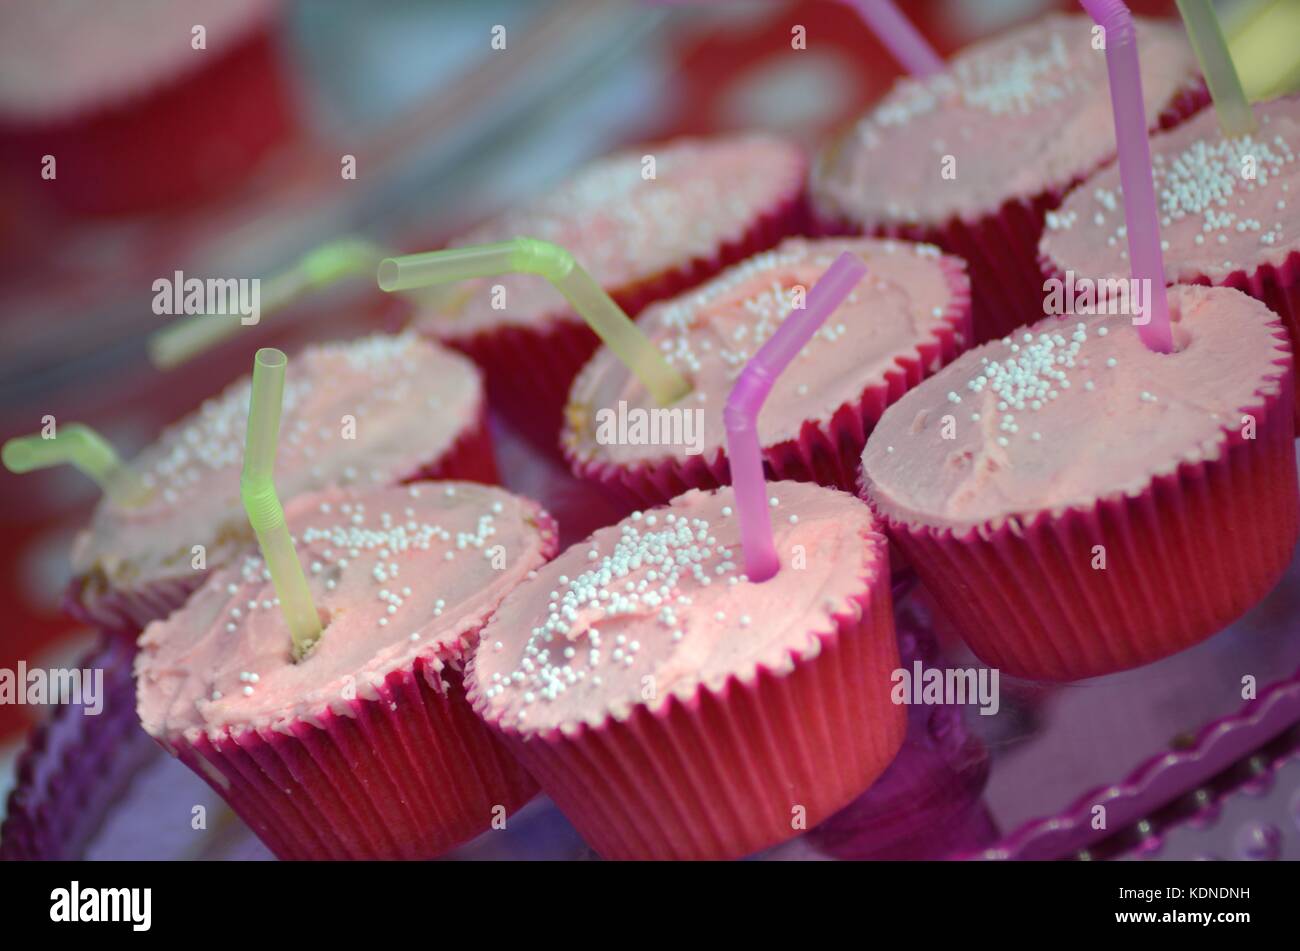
left=1176, top=0, right=1257, bottom=136
left=723, top=252, right=867, bottom=583
left=241, top=348, right=322, bottom=660
left=2, top=424, right=150, bottom=508
left=1225, top=0, right=1300, bottom=101
left=839, top=0, right=946, bottom=77
left=149, top=237, right=386, bottom=370
left=378, top=238, right=691, bottom=405
left=1079, top=0, right=1173, bottom=354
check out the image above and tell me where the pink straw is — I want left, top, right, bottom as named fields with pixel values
left=840, top=0, right=946, bottom=77
left=724, top=252, right=867, bottom=583
left=1080, top=0, right=1174, bottom=353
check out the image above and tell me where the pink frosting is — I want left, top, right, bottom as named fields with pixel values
left=0, top=0, right=277, bottom=121
left=136, top=481, right=555, bottom=741
left=861, top=285, right=1290, bottom=530
left=471, top=480, right=884, bottom=734
left=563, top=237, right=967, bottom=465
left=1041, top=95, right=1300, bottom=285
left=73, top=333, right=482, bottom=593
left=413, top=135, right=806, bottom=338
left=811, top=13, right=1200, bottom=225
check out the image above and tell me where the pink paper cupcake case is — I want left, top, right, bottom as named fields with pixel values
left=432, top=186, right=811, bottom=455
left=814, top=83, right=1208, bottom=347
left=861, top=343, right=1297, bottom=682
left=466, top=554, right=906, bottom=861
left=1041, top=250, right=1300, bottom=430
left=65, top=407, right=499, bottom=640
left=565, top=256, right=972, bottom=510
left=167, top=659, right=536, bottom=860
left=154, top=509, right=559, bottom=860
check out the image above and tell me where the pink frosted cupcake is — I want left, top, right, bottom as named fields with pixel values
left=0, top=0, right=294, bottom=215
left=411, top=134, right=808, bottom=451
left=136, top=480, right=557, bottom=860
left=466, top=480, right=906, bottom=860
left=70, top=333, right=492, bottom=635
left=563, top=237, right=971, bottom=508
left=859, top=285, right=1297, bottom=681
left=1040, top=95, right=1300, bottom=426
left=811, top=12, right=1205, bottom=346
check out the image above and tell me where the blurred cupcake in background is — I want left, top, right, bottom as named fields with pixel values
left=1041, top=95, right=1300, bottom=425
left=811, top=12, right=1205, bottom=345
left=410, top=134, right=809, bottom=452
left=0, top=0, right=295, bottom=216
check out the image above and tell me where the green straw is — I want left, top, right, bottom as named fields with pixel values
left=1177, top=0, right=1257, bottom=136
left=1226, top=0, right=1300, bottom=102
left=241, top=347, right=322, bottom=661
left=377, top=238, right=691, bottom=406
left=149, top=238, right=386, bottom=371
left=2, top=423, right=150, bottom=508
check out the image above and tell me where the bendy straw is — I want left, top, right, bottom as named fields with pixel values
left=241, top=347, right=322, bottom=660
left=378, top=238, right=690, bottom=405
left=724, top=252, right=867, bottom=582
left=3, top=423, right=150, bottom=507
left=1079, top=0, right=1174, bottom=354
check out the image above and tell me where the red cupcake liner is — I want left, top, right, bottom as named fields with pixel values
left=862, top=338, right=1297, bottom=682
left=1041, top=250, right=1300, bottom=431
left=427, top=184, right=812, bottom=457
left=0, top=21, right=296, bottom=217
left=814, top=82, right=1209, bottom=346
left=152, top=507, right=559, bottom=860
left=467, top=542, right=907, bottom=860
left=564, top=254, right=972, bottom=511
left=65, top=407, right=499, bottom=641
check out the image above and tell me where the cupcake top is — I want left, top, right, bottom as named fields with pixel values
left=563, top=237, right=969, bottom=466
left=1041, top=95, right=1300, bottom=285
left=413, top=134, right=806, bottom=339
left=73, top=333, right=482, bottom=592
left=0, top=0, right=278, bottom=122
left=470, top=481, right=884, bottom=734
left=136, top=481, right=556, bottom=740
left=860, top=285, right=1290, bottom=531
left=811, top=13, right=1200, bottom=226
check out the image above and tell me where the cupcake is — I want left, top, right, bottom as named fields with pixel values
left=69, top=333, right=492, bottom=635
left=563, top=237, right=972, bottom=508
left=0, top=0, right=294, bottom=216
left=136, top=480, right=557, bottom=860
left=1040, top=95, right=1300, bottom=425
left=811, top=12, right=1206, bottom=346
left=859, top=285, right=1297, bottom=681
left=466, top=480, right=906, bottom=860
left=411, top=134, right=808, bottom=451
